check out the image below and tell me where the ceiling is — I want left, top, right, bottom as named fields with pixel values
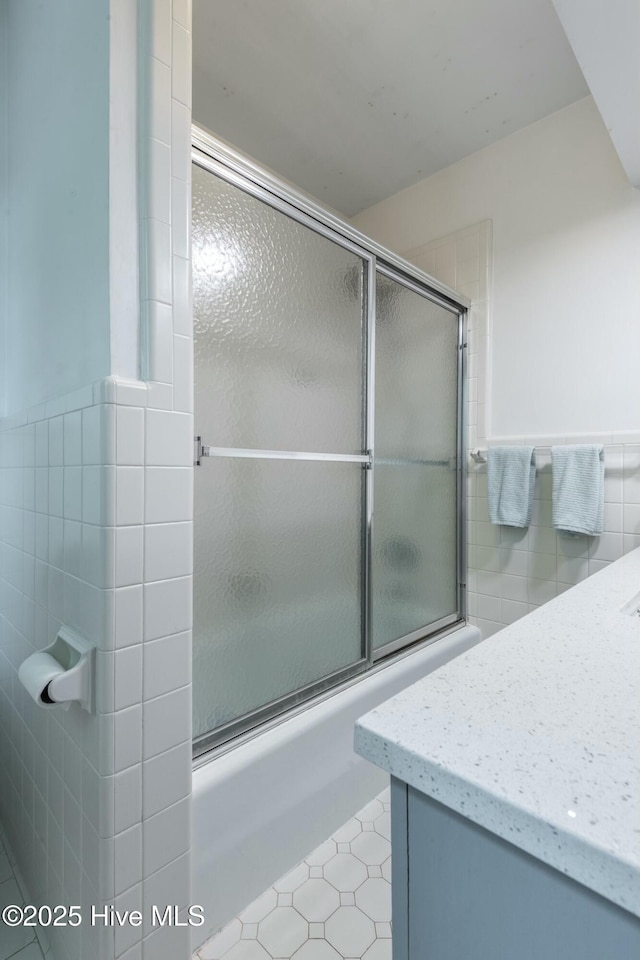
left=192, top=0, right=588, bottom=217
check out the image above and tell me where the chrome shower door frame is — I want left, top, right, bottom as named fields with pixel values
left=191, top=125, right=468, bottom=758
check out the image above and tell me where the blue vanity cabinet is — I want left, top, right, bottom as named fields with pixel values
left=391, top=778, right=640, bottom=960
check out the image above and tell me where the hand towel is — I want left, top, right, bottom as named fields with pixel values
left=551, top=444, right=604, bottom=535
left=487, top=446, right=536, bottom=527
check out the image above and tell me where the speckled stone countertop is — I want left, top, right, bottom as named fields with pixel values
left=355, top=548, right=640, bottom=916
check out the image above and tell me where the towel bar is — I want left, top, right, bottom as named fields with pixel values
left=471, top=445, right=622, bottom=472
left=470, top=445, right=552, bottom=464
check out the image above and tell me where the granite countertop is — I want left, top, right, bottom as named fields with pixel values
left=355, top=548, right=640, bottom=916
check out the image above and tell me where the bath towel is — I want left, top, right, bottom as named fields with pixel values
left=487, top=446, right=536, bottom=527
left=551, top=445, right=604, bottom=535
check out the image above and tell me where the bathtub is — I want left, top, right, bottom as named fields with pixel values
left=191, top=621, right=481, bottom=948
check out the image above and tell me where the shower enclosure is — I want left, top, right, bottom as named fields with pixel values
left=191, top=126, right=467, bottom=757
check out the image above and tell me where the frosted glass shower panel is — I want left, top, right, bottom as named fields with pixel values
left=191, top=140, right=464, bottom=751
left=373, top=274, right=459, bottom=650
left=192, top=163, right=365, bottom=453
left=193, top=458, right=364, bottom=738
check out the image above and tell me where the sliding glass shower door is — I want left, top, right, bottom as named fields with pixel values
left=192, top=130, right=465, bottom=754
left=191, top=161, right=370, bottom=744
left=372, top=272, right=460, bottom=654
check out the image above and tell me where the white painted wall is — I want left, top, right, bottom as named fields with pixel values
left=108, top=0, right=141, bottom=386
left=352, top=97, right=640, bottom=438
left=4, top=0, right=111, bottom=415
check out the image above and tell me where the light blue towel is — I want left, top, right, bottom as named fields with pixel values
left=487, top=446, right=536, bottom=527
left=551, top=444, right=604, bottom=535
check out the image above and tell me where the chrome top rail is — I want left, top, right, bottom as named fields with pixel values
left=191, top=123, right=470, bottom=313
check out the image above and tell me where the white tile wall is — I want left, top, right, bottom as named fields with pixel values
left=467, top=440, right=640, bottom=637
left=0, top=393, right=121, bottom=960
left=410, top=223, right=640, bottom=639
left=0, top=393, right=193, bottom=959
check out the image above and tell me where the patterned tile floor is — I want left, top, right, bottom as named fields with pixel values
left=196, top=788, right=392, bottom=960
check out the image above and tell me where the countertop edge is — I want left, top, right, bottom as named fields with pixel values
left=354, top=722, right=640, bottom=916
left=354, top=549, right=640, bottom=918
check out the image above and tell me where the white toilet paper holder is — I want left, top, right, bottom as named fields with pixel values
left=19, top=627, right=95, bottom=712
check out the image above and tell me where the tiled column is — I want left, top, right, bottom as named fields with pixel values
left=114, top=1, right=194, bottom=958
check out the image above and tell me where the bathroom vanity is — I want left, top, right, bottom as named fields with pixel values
left=355, top=549, right=640, bottom=959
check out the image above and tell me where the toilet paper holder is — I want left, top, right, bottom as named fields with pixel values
left=18, top=627, right=95, bottom=712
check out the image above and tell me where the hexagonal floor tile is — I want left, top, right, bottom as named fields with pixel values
left=292, top=940, right=342, bottom=960
left=323, top=853, right=368, bottom=892
left=354, top=878, right=391, bottom=922
left=374, top=811, right=391, bottom=840
left=197, top=788, right=394, bottom=960
left=325, top=906, right=376, bottom=957
left=293, top=878, right=340, bottom=922
left=238, top=888, right=278, bottom=924
left=351, top=830, right=391, bottom=866
left=362, top=938, right=392, bottom=960
left=305, top=838, right=337, bottom=867
left=223, top=941, right=272, bottom=960
left=257, top=906, right=308, bottom=957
